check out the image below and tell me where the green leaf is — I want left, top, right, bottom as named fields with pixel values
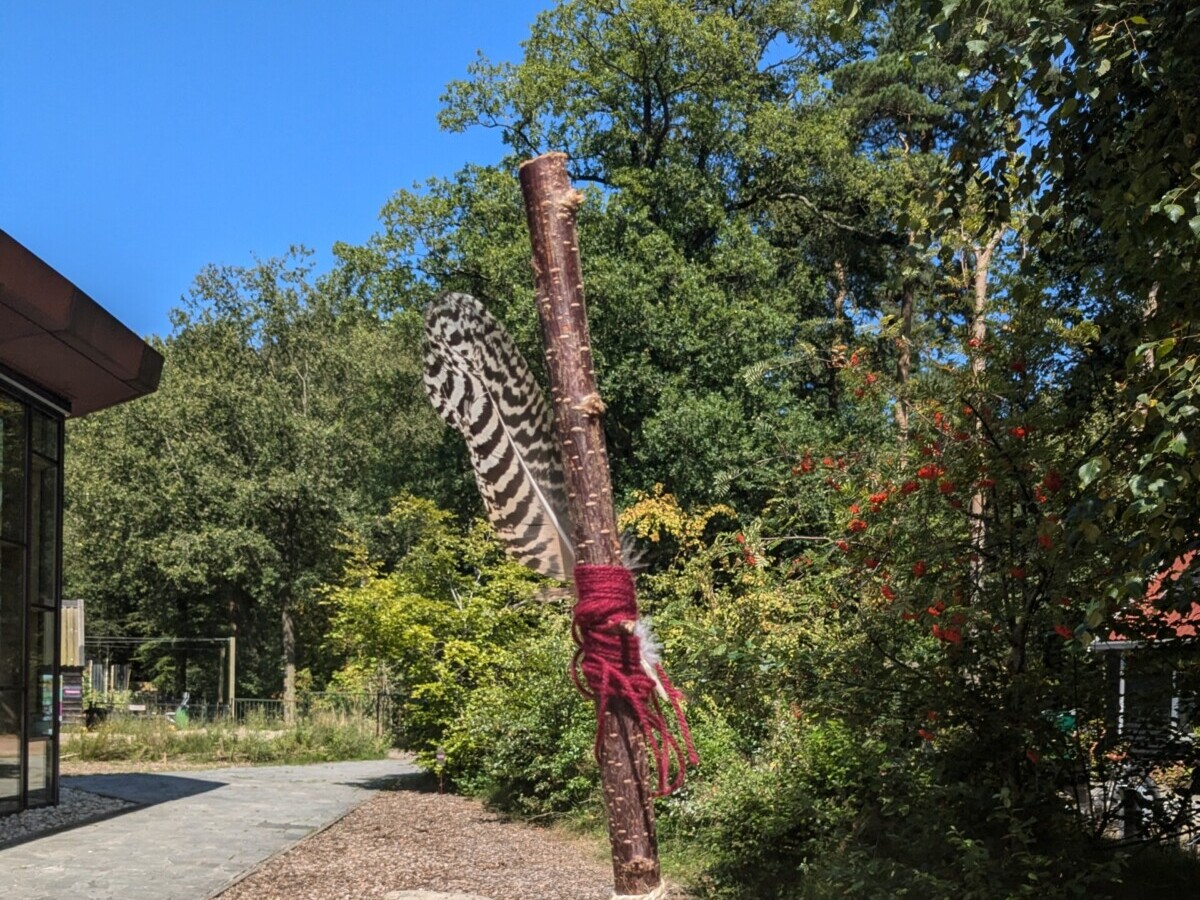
left=1163, top=203, right=1185, bottom=222
left=1096, top=57, right=1111, bottom=76
left=1078, top=457, right=1109, bottom=489
left=1130, top=474, right=1148, bottom=497
left=966, top=40, right=988, bottom=55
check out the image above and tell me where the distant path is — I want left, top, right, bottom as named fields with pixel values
left=1, top=758, right=418, bottom=900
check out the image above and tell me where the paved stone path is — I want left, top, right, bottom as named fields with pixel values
left=1, top=758, right=419, bottom=900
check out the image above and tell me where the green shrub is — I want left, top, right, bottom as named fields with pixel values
left=324, top=495, right=551, bottom=753
left=442, top=621, right=598, bottom=816
left=676, top=703, right=1200, bottom=900
left=689, top=714, right=895, bottom=899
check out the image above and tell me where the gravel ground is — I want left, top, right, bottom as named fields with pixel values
left=0, top=786, right=134, bottom=848
left=218, top=779, right=661, bottom=900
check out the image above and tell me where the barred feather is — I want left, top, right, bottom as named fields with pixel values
left=423, top=292, right=575, bottom=580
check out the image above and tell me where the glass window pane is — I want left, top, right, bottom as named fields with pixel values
left=28, top=609, right=55, bottom=739
left=0, top=394, right=26, bottom=544
left=25, top=738, right=52, bottom=806
left=26, top=608, right=56, bottom=805
left=32, top=411, right=59, bottom=462
left=0, top=689, right=18, bottom=814
left=31, top=456, right=58, bottom=605
left=0, top=542, right=22, bottom=690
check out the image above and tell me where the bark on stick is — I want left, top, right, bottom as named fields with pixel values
left=519, top=151, right=661, bottom=896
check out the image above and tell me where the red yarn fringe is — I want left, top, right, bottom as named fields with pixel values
left=571, top=564, right=698, bottom=796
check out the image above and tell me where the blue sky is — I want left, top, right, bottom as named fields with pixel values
left=1, top=2, right=551, bottom=338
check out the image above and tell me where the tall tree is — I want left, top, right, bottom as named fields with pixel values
left=344, top=0, right=898, bottom=514
left=65, top=252, right=445, bottom=701
left=933, top=0, right=1200, bottom=597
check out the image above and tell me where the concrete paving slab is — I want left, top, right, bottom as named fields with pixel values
left=0, top=758, right=419, bottom=900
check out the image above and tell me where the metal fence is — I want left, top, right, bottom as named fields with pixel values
left=82, top=694, right=226, bottom=724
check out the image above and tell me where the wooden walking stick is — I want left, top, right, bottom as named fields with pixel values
left=519, top=151, right=694, bottom=898
left=422, top=151, right=694, bottom=900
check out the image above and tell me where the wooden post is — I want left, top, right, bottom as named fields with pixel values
left=228, top=636, right=236, bottom=720
left=519, top=151, right=662, bottom=897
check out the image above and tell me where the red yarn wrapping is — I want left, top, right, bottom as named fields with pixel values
left=571, top=564, right=698, bottom=796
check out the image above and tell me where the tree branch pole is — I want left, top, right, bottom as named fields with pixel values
left=519, top=151, right=662, bottom=897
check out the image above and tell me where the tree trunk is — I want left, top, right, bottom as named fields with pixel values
left=1143, top=278, right=1160, bottom=369
left=967, top=227, right=1005, bottom=598
left=519, top=151, right=662, bottom=897
left=227, top=589, right=240, bottom=718
left=895, top=281, right=914, bottom=439
left=282, top=602, right=296, bottom=725
left=830, top=260, right=849, bottom=413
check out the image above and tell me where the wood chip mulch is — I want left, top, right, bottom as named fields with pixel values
left=218, top=774, right=629, bottom=900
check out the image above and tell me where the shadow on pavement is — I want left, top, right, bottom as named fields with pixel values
left=65, top=772, right=227, bottom=805
left=0, top=773, right=226, bottom=852
left=344, top=770, right=439, bottom=793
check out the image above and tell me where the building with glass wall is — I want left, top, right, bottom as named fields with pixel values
left=0, top=230, right=162, bottom=813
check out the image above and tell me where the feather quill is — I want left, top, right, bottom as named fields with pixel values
left=423, top=292, right=575, bottom=580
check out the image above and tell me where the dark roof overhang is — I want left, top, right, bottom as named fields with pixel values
left=0, top=229, right=163, bottom=416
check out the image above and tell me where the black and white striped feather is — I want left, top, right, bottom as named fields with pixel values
left=423, top=292, right=575, bottom=580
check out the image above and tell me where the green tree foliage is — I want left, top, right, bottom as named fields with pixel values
left=440, top=0, right=809, bottom=250
left=618, top=334, right=1197, bottom=897
left=65, top=252, right=445, bottom=696
left=341, top=166, right=838, bottom=510
left=323, top=496, right=600, bottom=814
left=324, top=496, right=546, bottom=740
left=926, top=0, right=1200, bottom=609
left=340, top=0, right=886, bottom=510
